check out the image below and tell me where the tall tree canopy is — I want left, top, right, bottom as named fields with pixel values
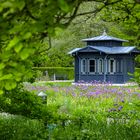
left=0, top=0, right=140, bottom=93
left=41, top=0, right=140, bottom=68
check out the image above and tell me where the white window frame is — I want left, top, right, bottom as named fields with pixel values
left=98, top=58, right=104, bottom=74
left=109, top=58, right=116, bottom=74
left=88, top=59, right=96, bottom=74
left=81, top=59, right=86, bottom=74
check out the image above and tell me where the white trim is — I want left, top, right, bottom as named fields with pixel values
left=81, top=59, right=86, bottom=74
left=88, top=59, right=96, bottom=74
left=109, top=58, right=116, bottom=74
left=98, top=58, right=104, bottom=74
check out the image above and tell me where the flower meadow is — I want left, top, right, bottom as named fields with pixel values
left=23, top=81, right=140, bottom=139
left=1, top=82, right=140, bottom=140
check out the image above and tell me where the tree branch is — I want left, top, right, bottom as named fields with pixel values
left=62, top=2, right=81, bottom=26
left=74, top=0, right=122, bottom=17
left=37, top=36, right=52, bottom=54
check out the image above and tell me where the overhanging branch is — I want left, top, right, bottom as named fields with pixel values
left=73, top=0, right=122, bottom=17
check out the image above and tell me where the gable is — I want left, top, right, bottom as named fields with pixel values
left=78, top=46, right=99, bottom=53
left=68, top=46, right=101, bottom=54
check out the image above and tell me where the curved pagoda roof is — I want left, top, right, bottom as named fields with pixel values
left=82, top=31, right=128, bottom=42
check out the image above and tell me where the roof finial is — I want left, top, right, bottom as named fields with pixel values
left=102, top=29, right=107, bottom=36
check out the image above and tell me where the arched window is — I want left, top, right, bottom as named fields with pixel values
left=98, top=59, right=104, bottom=74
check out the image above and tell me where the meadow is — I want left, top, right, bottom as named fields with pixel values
left=1, top=81, right=140, bottom=139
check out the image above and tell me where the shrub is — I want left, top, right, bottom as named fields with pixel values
left=0, top=115, right=48, bottom=140
left=132, top=68, right=140, bottom=86
left=0, top=88, right=44, bottom=119
left=33, top=67, right=74, bottom=80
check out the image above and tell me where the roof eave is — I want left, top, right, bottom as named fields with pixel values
left=82, top=39, right=128, bottom=42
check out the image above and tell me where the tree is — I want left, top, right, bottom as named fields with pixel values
left=0, top=0, right=139, bottom=120
left=1, top=0, right=127, bottom=93
left=0, top=0, right=81, bottom=93
left=43, top=1, right=139, bottom=68
left=0, top=0, right=140, bottom=93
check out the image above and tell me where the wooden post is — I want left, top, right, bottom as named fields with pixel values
left=53, top=73, right=56, bottom=81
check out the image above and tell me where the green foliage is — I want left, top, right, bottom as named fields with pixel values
left=0, top=83, right=140, bottom=139
left=101, top=0, right=140, bottom=46
left=23, top=83, right=140, bottom=139
left=0, top=0, right=80, bottom=92
left=0, top=88, right=43, bottom=119
left=0, top=86, right=61, bottom=124
left=45, top=47, right=74, bottom=67
left=0, top=0, right=139, bottom=91
left=33, top=67, right=74, bottom=80
left=0, top=115, right=48, bottom=140
left=132, top=68, right=140, bottom=86
left=0, top=0, right=140, bottom=138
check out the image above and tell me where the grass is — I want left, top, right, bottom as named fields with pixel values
left=0, top=114, right=48, bottom=140
left=1, top=81, right=140, bottom=139
left=25, top=81, right=140, bottom=138
left=25, top=81, right=140, bottom=118
left=32, top=81, right=73, bottom=87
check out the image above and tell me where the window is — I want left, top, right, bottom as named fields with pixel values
left=89, top=59, right=96, bottom=74
left=109, top=59, right=116, bottom=74
left=98, top=59, right=104, bottom=74
left=116, top=59, right=122, bottom=73
left=81, top=59, right=86, bottom=74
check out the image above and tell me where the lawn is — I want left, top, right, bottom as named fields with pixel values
left=1, top=81, right=140, bottom=140
left=24, top=81, right=140, bottom=139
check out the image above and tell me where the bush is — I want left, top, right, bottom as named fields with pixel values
left=48, top=112, right=140, bottom=140
left=132, top=68, right=140, bottom=86
left=33, top=67, right=74, bottom=80
left=1, top=83, right=140, bottom=140
left=0, top=88, right=44, bottom=119
left=0, top=115, right=48, bottom=140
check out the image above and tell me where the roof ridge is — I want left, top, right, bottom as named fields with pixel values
left=82, top=33, right=128, bottom=42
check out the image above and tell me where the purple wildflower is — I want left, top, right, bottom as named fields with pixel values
left=108, top=108, right=117, bottom=112
left=121, top=100, right=125, bottom=103
left=118, top=106, right=123, bottom=111
left=114, top=103, right=118, bottom=106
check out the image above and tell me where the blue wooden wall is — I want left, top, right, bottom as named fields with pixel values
left=87, top=41, right=122, bottom=47
left=74, top=52, right=135, bottom=83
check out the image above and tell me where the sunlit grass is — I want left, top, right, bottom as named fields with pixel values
left=1, top=81, right=139, bottom=139
left=25, top=81, right=140, bottom=117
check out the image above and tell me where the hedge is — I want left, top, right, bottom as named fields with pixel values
left=32, top=67, right=74, bottom=80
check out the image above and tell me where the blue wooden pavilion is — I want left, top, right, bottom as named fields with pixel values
left=69, top=31, right=140, bottom=83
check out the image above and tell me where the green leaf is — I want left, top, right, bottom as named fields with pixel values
left=2, top=1, right=13, bottom=8
left=14, top=72, right=22, bottom=82
left=0, top=74, right=13, bottom=81
left=0, top=63, right=5, bottom=70
left=19, top=48, right=30, bottom=60
left=5, top=80, right=17, bottom=90
left=14, top=43, right=23, bottom=53
left=22, top=32, right=32, bottom=39
left=55, top=27, right=63, bottom=36
left=0, top=90, right=3, bottom=95
left=15, top=1, right=25, bottom=11
left=9, top=62, right=18, bottom=67
left=6, top=37, right=20, bottom=50
left=58, top=0, right=70, bottom=12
